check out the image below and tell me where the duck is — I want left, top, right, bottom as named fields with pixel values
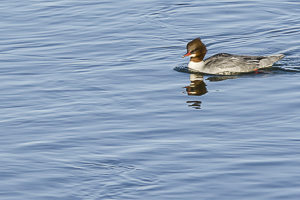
left=182, top=37, right=285, bottom=75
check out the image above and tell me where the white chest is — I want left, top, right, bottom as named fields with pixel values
left=187, top=61, right=205, bottom=72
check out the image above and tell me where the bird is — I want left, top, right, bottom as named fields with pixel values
left=182, top=37, right=285, bottom=75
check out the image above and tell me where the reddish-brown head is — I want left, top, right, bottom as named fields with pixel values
left=182, top=38, right=207, bottom=62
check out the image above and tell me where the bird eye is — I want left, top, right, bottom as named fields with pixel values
left=191, top=50, right=196, bottom=54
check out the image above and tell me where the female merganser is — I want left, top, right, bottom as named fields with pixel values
left=182, top=38, right=285, bottom=75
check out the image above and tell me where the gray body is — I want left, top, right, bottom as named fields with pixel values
left=193, top=53, right=285, bottom=75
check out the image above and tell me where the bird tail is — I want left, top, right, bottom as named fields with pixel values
left=259, top=54, right=285, bottom=68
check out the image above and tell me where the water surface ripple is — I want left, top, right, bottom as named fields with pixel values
left=1, top=0, right=300, bottom=199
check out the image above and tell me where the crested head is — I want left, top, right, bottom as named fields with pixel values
left=182, top=37, right=207, bottom=62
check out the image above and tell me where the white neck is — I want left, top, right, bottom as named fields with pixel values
left=188, top=61, right=205, bottom=72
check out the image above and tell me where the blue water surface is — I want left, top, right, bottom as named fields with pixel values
left=1, top=0, right=300, bottom=199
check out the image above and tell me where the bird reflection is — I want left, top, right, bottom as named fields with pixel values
left=183, top=74, right=208, bottom=96
left=187, top=101, right=202, bottom=109
left=183, top=74, right=207, bottom=109
left=183, top=74, right=237, bottom=109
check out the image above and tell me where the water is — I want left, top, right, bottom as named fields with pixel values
left=1, top=0, right=300, bottom=199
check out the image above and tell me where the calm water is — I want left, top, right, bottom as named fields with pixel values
left=1, top=0, right=300, bottom=199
